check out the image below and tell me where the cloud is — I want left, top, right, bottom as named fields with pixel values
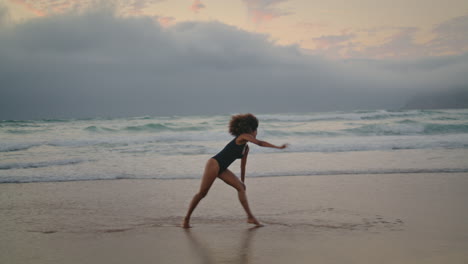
left=0, top=8, right=467, bottom=119
left=190, top=0, right=205, bottom=13
left=351, top=27, right=426, bottom=59
left=429, top=15, right=468, bottom=55
left=242, top=0, right=291, bottom=24
left=297, top=22, right=328, bottom=32
left=0, top=3, right=10, bottom=27
left=312, top=15, right=468, bottom=59
left=312, top=34, right=355, bottom=49
left=157, top=16, right=175, bottom=27
left=9, top=0, right=165, bottom=17
left=125, top=0, right=163, bottom=15
left=307, top=33, right=357, bottom=58
left=10, top=0, right=47, bottom=16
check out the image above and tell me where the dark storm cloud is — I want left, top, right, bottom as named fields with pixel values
left=0, top=7, right=467, bottom=120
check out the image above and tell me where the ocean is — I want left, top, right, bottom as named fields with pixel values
left=1, top=109, right=468, bottom=183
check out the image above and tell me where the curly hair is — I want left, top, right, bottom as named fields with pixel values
left=229, top=113, right=259, bottom=136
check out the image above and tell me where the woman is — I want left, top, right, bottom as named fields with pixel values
left=183, top=113, right=287, bottom=228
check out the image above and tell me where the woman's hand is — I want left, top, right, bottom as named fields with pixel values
left=278, top=144, right=288, bottom=149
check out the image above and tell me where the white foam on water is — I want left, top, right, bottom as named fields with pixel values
left=1, top=109, right=468, bottom=183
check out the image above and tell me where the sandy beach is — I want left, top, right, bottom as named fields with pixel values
left=2, top=1, right=468, bottom=263
left=1, top=173, right=468, bottom=264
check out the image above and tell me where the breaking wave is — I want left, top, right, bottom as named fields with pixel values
left=0, top=159, right=87, bottom=170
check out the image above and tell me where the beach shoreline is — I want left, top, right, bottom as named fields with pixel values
left=1, top=173, right=468, bottom=263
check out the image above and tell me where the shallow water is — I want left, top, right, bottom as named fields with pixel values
left=1, top=174, right=467, bottom=264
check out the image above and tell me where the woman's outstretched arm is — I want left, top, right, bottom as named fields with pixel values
left=239, top=133, right=287, bottom=185
left=239, top=134, right=288, bottom=149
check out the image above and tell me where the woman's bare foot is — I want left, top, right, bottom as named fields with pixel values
left=247, top=217, right=263, bottom=227
left=182, top=217, right=192, bottom=228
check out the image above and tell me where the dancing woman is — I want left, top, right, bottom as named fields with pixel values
left=183, top=113, right=287, bottom=228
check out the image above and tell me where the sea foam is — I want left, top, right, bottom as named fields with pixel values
left=1, top=109, right=467, bottom=183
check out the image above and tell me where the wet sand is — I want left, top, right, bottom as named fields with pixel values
left=1, top=173, right=468, bottom=263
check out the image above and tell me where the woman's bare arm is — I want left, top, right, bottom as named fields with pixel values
left=238, top=134, right=287, bottom=186
left=239, top=134, right=287, bottom=149
left=240, top=145, right=249, bottom=183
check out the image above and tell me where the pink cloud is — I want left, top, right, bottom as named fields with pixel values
left=9, top=0, right=167, bottom=17
left=49, top=2, right=74, bottom=13
left=9, top=0, right=98, bottom=16
left=242, top=0, right=291, bottom=24
left=190, top=0, right=205, bottom=13
left=125, top=0, right=163, bottom=15
left=251, top=9, right=275, bottom=23
left=11, top=0, right=47, bottom=16
left=157, top=16, right=175, bottom=27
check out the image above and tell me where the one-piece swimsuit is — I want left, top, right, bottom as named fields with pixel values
left=212, top=137, right=246, bottom=174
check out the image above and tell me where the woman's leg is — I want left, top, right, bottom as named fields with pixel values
left=218, top=169, right=262, bottom=226
left=183, top=159, right=219, bottom=228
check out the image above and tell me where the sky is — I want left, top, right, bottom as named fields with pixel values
left=0, top=0, right=467, bottom=119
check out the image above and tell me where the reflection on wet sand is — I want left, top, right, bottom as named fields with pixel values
left=184, top=227, right=260, bottom=264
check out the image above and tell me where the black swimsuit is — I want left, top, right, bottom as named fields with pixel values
left=212, top=137, right=246, bottom=174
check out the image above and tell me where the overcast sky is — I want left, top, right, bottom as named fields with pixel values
left=0, top=1, right=467, bottom=119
